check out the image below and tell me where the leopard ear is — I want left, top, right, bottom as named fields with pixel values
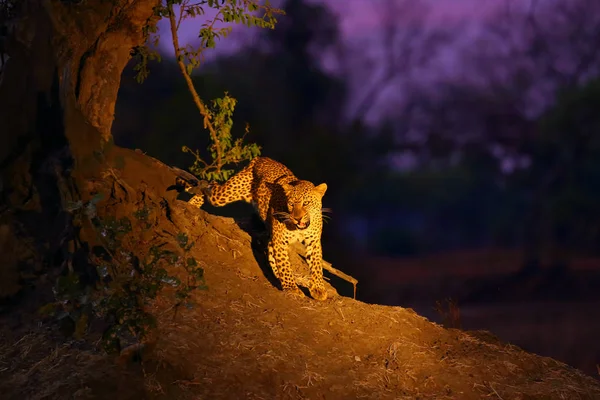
left=314, top=183, right=327, bottom=198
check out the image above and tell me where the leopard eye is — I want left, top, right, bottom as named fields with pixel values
left=303, top=200, right=310, bottom=206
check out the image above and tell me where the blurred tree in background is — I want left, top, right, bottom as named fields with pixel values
left=359, top=0, right=600, bottom=271
left=519, top=79, right=600, bottom=272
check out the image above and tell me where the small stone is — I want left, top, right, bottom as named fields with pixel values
left=354, top=356, right=361, bottom=362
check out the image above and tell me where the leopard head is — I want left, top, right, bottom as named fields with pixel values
left=280, top=181, right=327, bottom=230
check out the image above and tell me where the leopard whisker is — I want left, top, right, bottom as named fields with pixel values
left=321, top=208, right=333, bottom=214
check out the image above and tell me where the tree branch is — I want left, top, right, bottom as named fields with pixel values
left=167, top=3, right=223, bottom=171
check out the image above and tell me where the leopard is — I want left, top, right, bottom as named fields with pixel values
left=186, top=157, right=329, bottom=301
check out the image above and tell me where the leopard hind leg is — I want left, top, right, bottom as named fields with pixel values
left=204, top=165, right=253, bottom=207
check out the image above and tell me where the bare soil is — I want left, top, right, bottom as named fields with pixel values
left=1, top=148, right=600, bottom=399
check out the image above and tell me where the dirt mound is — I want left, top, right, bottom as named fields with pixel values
left=1, top=148, right=600, bottom=399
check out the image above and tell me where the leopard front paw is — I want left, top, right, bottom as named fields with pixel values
left=309, top=285, right=328, bottom=301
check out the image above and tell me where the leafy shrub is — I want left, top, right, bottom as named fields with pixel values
left=41, top=195, right=206, bottom=352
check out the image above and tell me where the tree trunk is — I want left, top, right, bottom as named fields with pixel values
left=0, top=0, right=159, bottom=299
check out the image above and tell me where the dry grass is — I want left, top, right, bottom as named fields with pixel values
left=0, top=329, right=147, bottom=400
left=143, top=234, right=600, bottom=399
left=1, top=147, right=599, bottom=399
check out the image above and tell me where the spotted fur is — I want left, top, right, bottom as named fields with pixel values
left=189, top=157, right=328, bottom=301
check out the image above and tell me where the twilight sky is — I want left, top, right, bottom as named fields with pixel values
left=329, top=0, right=501, bottom=38
left=156, top=0, right=509, bottom=56
left=154, top=0, right=529, bottom=124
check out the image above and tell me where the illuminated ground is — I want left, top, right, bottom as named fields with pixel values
left=1, top=148, right=599, bottom=399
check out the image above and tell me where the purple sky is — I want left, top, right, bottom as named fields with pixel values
left=156, top=0, right=507, bottom=56
left=330, top=0, right=500, bottom=38
left=154, top=0, right=530, bottom=126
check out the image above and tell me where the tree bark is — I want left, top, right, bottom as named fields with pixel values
left=0, top=0, right=159, bottom=299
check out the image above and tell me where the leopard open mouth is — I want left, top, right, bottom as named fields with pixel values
left=297, top=220, right=310, bottom=229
